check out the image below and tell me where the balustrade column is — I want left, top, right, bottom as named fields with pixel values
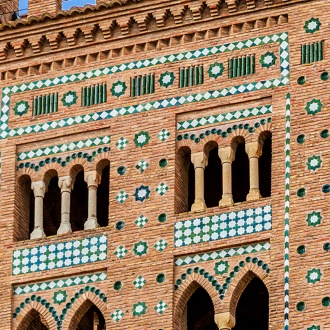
left=219, top=146, right=235, bottom=208
left=191, top=152, right=208, bottom=213
left=84, top=171, right=101, bottom=230
left=246, top=141, right=262, bottom=201
left=30, top=181, right=46, bottom=239
left=57, top=176, right=73, bottom=234
left=214, top=312, right=235, bottom=330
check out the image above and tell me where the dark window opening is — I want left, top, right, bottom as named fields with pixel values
left=232, top=139, right=249, bottom=203
left=17, top=309, right=48, bottom=330
left=43, top=174, right=61, bottom=237
left=187, top=287, right=218, bottom=330
left=259, top=133, right=272, bottom=198
left=70, top=169, right=88, bottom=231
left=97, top=164, right=110, bottom=227
left=188, top=162, right=195, bottom=211
left=233, top=277, right=269, bottom=330
left=204, top=145, right=222, bottom=208
left=75, top=303, right=105, bottom=330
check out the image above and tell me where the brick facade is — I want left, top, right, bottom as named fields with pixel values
left=0, top=0, right=329, bottom=329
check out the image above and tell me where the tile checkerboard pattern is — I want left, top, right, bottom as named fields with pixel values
left=111, top=309, right=125, bottom=322
left=177, top=105, right=272, bottom=130
left=1, top=33, right=288, bottom=140
left=17, top=136, right=110, bottom=161
left=174, top=205, right=272, bottom=247
left=154, top=301, right=168, bottom=314
left=133, top=276, right=146, bottom=289
left=13, top=272, right=107, bottom=295
left=12, top=235, right=107, bottom=275
left=175, top=241, right=270, bottom=266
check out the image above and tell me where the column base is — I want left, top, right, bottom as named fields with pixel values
left=30, top=227, right=46, bottom=239
left=57, top=223, right=72, bottom=235
left=214, top=312, right=235, bottom=330
left=219, top=195, right=234, bottom=208
left=84, top=217, right=100, bottom=230
left=246, top=189, right=262, bottom=201
left=191, top=199, right=207, bottom=213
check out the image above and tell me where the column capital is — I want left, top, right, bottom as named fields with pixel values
left=245, top=141, right=262, bottom=159
left=84, top=171, right=101, bottom=187
left=191, top=152, right=208, bottom=169
left=31, top=181, right=46, bottom=198
left=218, top=146, right=235, bottom=164
left=214, top=312, right=235, bottom=330
left=58, top=176, right=73, bottom=192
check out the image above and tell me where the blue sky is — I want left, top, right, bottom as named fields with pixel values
left=19, top=0, right=96, bottom=14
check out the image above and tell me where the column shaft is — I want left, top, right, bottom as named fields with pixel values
left=30, top=181, right=46, bottom=239
left=57, top=176, right=73, bottom=234
left=246, top=141, right=262, bottom=201
left=84, top=171, right=101, bottom=229
left=219, top=147, right=235, bottom=208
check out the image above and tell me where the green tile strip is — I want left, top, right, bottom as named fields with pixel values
left=177, top=105, right=272, bottom=130
left=284, top=93, right=291, bottom=330
left=13, top=272, right=107, bottom=295
left=175, top=241, right=270, bottom=266
left=0, top=32, right=289, bottom=139
left=17, top=135, right=110, bottom=161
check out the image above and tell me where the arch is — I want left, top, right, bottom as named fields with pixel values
left=61, top=291, right=107, bottom=330
left=175, top=146, right=194, bottom=213
left=16, top=308, right=49, bottom=330
left=203, top=141, right=222, bottom=208
left=258, top=131, right=272, bottom=198
left=13, top=300, right=58, bottom=330
left=15, top=174, right=34, bottom=241
left=96, top=159, right=110, bottom=228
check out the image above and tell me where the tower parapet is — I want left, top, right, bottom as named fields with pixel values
left=0, top=0, right=18, bottom=23
left=28, top=0, right=62, bottom=17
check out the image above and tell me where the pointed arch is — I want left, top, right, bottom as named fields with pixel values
left=61, top=291, right=107, bottom=330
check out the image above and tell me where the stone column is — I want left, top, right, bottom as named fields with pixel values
left=57, top=176, right=73, bottom=235
left=214, top=312, right=235, bottom=330
left=246, top=141, right=262, bottom=201
left=30, top=181, right=46, bottom=239
left=219, top=146, right=235, bottom=208
left=84, top=171, right=101, bottom=230
left=191, top=152, right=208, bottom=213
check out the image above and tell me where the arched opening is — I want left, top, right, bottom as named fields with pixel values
left=176, top=147, right=194, bottom=213
left=17, top=309, right=48, bottom=330
left=204, top=142, right=222, bottom=208
left=70, top=300, right=105, bottom=330
left=70, top=166, right=88, bottom=231
left=187, top=287, right=218, bottom=330
left=97, top=160, right=110, bottom=227
left=259, top=132, right=272, bottom=198
left=232, top=137, right=249, bottom=203
left=43, top=170, right=60, bottom=237
left=15, top=175, right=34, bottom=241
left=233, top=277, right=269, bottom=330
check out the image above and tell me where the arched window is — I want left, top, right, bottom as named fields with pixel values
left=204, top=141, right=222, bottom=208
left=232, top=137, right=249, bottom=203
left=96, top=160, right=110, bottom=227
left=70, top=165, right=88, bottom=231
left=15, top=175, right=34, bottom=241
left=43, top=170, right=61, bottom=237
left=187, top=287, right=218, bottom=330
left=17, top=309, right=48, bottom=330
left=233, top=277, right=269, bottom=330
left=176, top=147, right=194, bottom=213
left=259, top=132, right=272, bottom=198
left=70, top=300, right=105, bottom=330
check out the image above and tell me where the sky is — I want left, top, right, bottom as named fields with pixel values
left=19, top=0, right=96, bottom=14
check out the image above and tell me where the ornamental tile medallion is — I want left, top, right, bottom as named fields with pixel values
left=159, top=71, right=175, bottom=88
left=306, top=268, right=322, bottom=284
left=304, top=18, right=321, bottom=34
left=260, top=52, right=277, bottom=68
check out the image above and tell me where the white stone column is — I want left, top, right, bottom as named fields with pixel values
left=246, top=141, right=262, bottom=201
left=214, top=312, right=235, bottom=330
left=30, top=181, right=46, bottom=239
left=219, top=146, right=235, bottom=208
left=57, top=176, right=73, bottom=235
left=84, top=171, right=101, bottom=230
left=191, top=152, right=208, bottom=213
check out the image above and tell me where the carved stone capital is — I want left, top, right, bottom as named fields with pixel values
left=245, top=141, right=262, bottom=159
left=58, top=176, right=73, bottom=192
left=214, top=312, right=235, bottom=330
left=84, top=171, right=101, bottom=188
left=191, top=152, right=208, bottom=169
left=31, top=181, right=46, bottom=198
left=218, top=147, right=235, bottom=164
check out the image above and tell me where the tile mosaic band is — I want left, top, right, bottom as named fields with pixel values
left=13, top=272, right=107, bottom=295
left=174, top=205, right=272, bottom=248
left=12, top=235, right=107, bottom=276
left=175, top=241, right=270, bottom=266
left=1, top=33, right=288, bottom=139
